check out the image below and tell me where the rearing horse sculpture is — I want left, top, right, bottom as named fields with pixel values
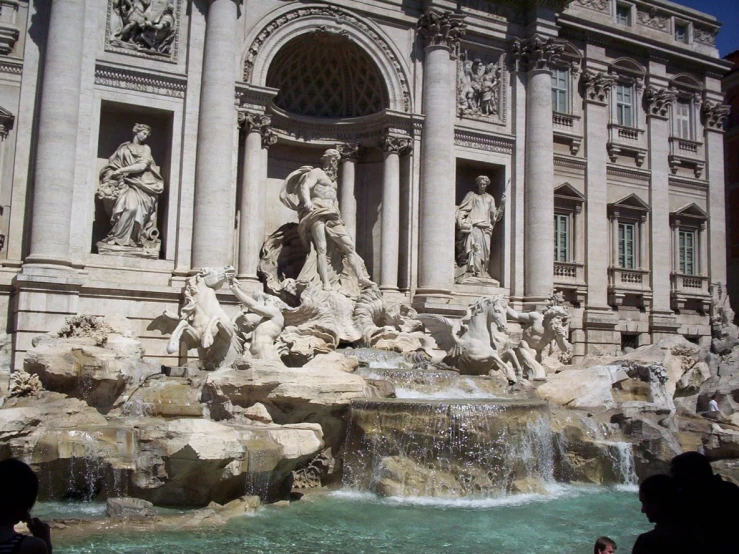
left=417, top=295, right=521, bottom=383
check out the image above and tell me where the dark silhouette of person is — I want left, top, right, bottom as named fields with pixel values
left=594, top=536, right=617, bottom=553
left=0, top=458, right=52, bottom=553
left=632, top=474, right=696, bottom=554
left=670, top=451, right=739, bottom=554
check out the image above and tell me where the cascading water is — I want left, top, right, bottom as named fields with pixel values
left=344, top=398, right=554, bottom=498
left=608, top=441, right=638, bottom=486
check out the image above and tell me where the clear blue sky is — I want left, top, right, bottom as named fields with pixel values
left=669, top=0, right=739, bottom=56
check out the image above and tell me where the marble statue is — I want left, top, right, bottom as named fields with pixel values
left=455, top=176, right=506, bottom=283
left=110, top=0, right=177, bottom=56
left=416, top=295, right=520, bottom=384
left=458, top=57, right=501, bottom=117
left=230, top=278, right=286, bottom=363
left=96, top=123, right=164, bottom=258
left=710, top=282, right=739, bottom=354
left=506, top=295, right=572, bottom=380
left=279, top=148, right=373, bottom=293
left=153, top=266, right=238, bottom=370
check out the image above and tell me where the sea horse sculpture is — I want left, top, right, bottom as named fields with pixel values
left=416, top=295, right=521, bottom=383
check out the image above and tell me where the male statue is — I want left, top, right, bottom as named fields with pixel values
left=279, top=148, right=373, bottom=291
left=455, top=175, right=506, bottom=281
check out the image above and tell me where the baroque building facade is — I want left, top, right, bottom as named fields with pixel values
left=0, top=0, right=730, bottom=366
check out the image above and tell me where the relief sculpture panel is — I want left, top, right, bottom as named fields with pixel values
left=107, top=0, right=179, bottom=60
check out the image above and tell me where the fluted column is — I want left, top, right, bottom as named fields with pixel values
left=26, top=0, right=86, bottom=266
left=582, top=69, right=616, bottom=308
left=380, top=135, right=411, bottom=291
left=646, top=85, right=678, bottom=313
left=237, top=111, right=272, bottom=280
left=416, top=9, right=466, bottom=298
left=191, top=0, right=238, bottom=269
left=702, top=100, right=730, bottom=284
left=338, top=144, right=359, bottom=243
left=513, top=36, right=563, bottom=299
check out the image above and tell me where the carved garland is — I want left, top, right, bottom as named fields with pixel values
left=636, top=9, right=669, bottom=33
left=701, top=100, right=730, bottom=130
left=575, top=0, right=609, bottom=12
left=581, top=70, right=616, bottom=104
left=243, top=5, right=411, bottom=113
left=644, top=86, right=677, bottom=118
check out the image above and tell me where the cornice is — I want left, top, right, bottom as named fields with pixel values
left=554, top=154, right=587, bottom=171
left=606, top=164, right=651, bottom=181
left=668, top=176, right=709, bottom=192
left=454, top=127, right=514, bottom=154
left=94, top=64, right=187, bottom=98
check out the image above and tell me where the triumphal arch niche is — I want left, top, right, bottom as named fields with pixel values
left=237, top=5, right=417, bottom=295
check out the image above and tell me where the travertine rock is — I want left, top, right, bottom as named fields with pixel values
left=537, top=366, right=618, bottom=411
left=106, top=497, right=156, bottom=519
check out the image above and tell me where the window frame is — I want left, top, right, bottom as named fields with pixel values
left=674, top=98, right=693, bottom=140
left=615, top=2, right=633, bottom=26
left=678, top=228, right=697, bottom=275
left=554, top=212, right=571, bottom=263
left=616, top=83, right=635, bottom=128
left=674, top=20, right=691, bottom=44
left=551, top=67, right=569, bottom=114
left=618, top=222, right=637, bottom=269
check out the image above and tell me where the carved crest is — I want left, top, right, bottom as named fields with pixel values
left=581, top=70, right=616, bottom=104
left=644, top=86, right=677, bottom=118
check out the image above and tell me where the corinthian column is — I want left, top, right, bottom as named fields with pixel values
left=338, top=143, right=359, bottom=243
left=513, top=35, right=563, bottom=300
left=26, top=0, right=86, bottom=266
left=191, top=0, right=238, bottom=269
left=380, top=135, right=412, bottom=291
left=237, top=111, right=272, bottom=280
left=415, top=9, right=466, bottom=301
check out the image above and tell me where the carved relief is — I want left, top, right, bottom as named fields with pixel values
left=106, top=0, right=179, bottom=61
left=417, top=8, right=466, bottom=52
left=95, top=65, right=186, bottom=98
left=457, top=52, right=505, bottom=121
left=511, top=36, right=564, bottom=72
left=575, top=0, right=609, bottom=12
left=644, top=86, right=677, bottom=118
left=243, top=5, right=411, bottom=113
left=0, top=0, right=20, bottom=55
left=581, top=70, right=616, bottom=104
left=237, top=111, right=278, bottom=149
left=96, top=123, right=164, bottom=258
left=381, top=135, right=412, bottom=155
left=636, top=8, right=669, bottom=32
left=694, top=26, right=718, bottom=46
left=337, top=143, right=360, bottom=161
left=701, top=100, right=730, bottom=130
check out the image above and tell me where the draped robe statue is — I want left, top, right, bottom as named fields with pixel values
left=455, top=175, right=505, bottom=283
left=96, top=123, right=164, bottom=258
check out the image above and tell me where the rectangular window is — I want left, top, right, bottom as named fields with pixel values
left=618, top=223, right=636, bottom=269
left=616, top=4, right=631, bottom=26
left=554, top=214, right=569, bottom=262
left=551, top=68, right=569, bottom=113
left=616, top=84, right=634, bottom=127
left=675, top=100, right=692, bottom=139
left=675, top=23, right=688, bottom=43
left=679, top=229, right=696, bottom=275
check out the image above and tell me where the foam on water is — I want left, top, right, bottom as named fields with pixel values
left=393, top=387, right=500, bottom=400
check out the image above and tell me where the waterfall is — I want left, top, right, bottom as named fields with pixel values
left=611, top=441, right=638, bottom=486
left=344, top=398, right=554, bottom=498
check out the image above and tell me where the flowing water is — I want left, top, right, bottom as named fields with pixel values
left=48, top=486, right=648, bottom=553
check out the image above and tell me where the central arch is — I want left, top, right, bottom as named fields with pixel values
left=242, top=4, right=412, bottom=113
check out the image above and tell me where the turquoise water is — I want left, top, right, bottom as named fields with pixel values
left=51, top=486, right=649, bottom=554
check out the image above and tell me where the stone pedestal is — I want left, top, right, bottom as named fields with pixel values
left=25, top=0, right=86, bottom=267
left=191, top=0, right=238, bottom=270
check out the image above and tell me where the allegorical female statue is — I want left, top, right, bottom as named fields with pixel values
left=455, top=175, right=506, bottom=283
left=96, top=123, right=164, bottom=258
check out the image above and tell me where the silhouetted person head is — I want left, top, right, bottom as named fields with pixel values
left=593, top=536, right=616, bottom=554
left=670, top=451, right=713, bottom=490
left=0, top=458, right=39, bottom=525
left=639, top=474, right=677, bottom=524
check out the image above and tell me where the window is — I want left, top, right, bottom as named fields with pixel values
left=616, top=4, right=631, bottom=26
left=551, top=68, right=569, bottom=113
left=679, top=229, right=696, bottom=275
left=618, top=223, right=636, bottom=269
left=675, top=100, right=692, bottom=139
left=616, top=84, right=634, bottom=127
left=675, top=23, right=688, bottom=44
left=554, top=214, right=569, bottom=262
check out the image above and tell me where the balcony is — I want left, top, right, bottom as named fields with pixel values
left=608, top=267, right=652, bottom=308
left=607, top=124, right=647, bottom=166
left=670, top=272, right=710, bottom=312
left=553, top=112, right=582, bottom=155
left=668, top=137, right=705, bottom=178
left=553, top=261, right=587, bottom=305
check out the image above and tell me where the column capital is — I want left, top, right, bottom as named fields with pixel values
left=417, top=8, right=466, bottom=53
left=581, top=70, right=616, bottom=105
left=209, top=0, right=242, bottom=4
left=337, top=143, right=360, bottom=162
left=701, top=99, right=730, bottom=131
left=511, top=35, right=563, bottom=73
left=381, top=134, right=412, bottom=155
left=644, top=86, right=677, bottom=119
left=237, top=110, right=270, bottom=132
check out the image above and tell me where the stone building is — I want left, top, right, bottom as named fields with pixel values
left=724, top=50, right=739, bottom=319
left=0, top=0, right=731, bottom=366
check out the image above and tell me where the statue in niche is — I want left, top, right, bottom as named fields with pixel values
left=96, top=123, right=164, bottom=258
left=458, top=57, right=502, bottom=117
left=279, top=148, right=374, bottom=294
left=109, top=0, right=177, bottom=56
left=455, top=176, right=506, bottom=284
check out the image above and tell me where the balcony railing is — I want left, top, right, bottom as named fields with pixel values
left=670, top=272, right=710, bottom=311
left=607, top=124, right=647, bottom=166
left=554, top=261, right=584, bottom=282
left=608, top=267, right=652, bottom=307
left=668, top=137, right=705, bottom=177
left=552, top=112, right=582, bottom=155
